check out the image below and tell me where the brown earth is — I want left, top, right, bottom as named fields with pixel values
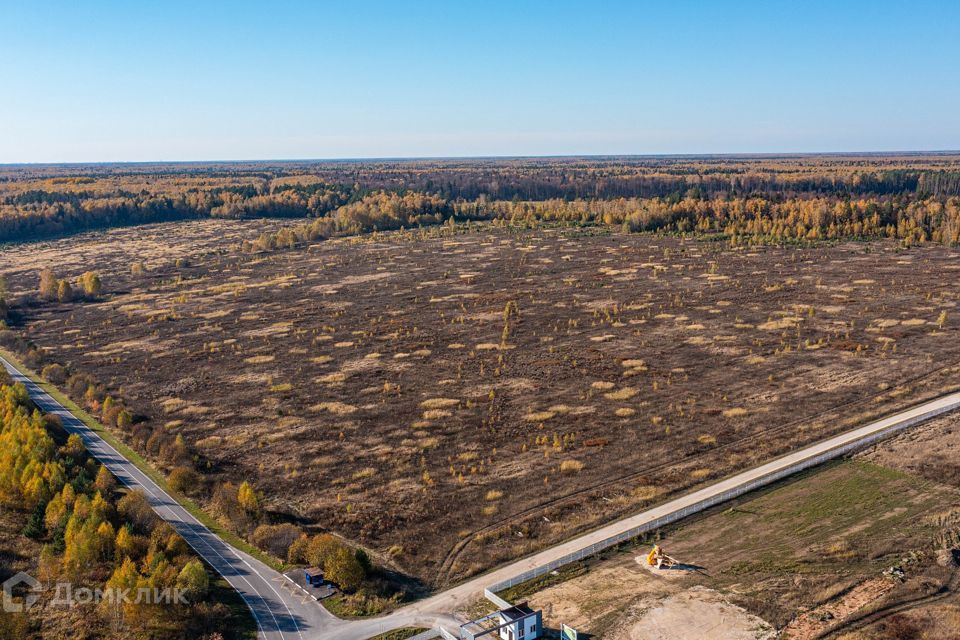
left=519, top=459, right=960, bottom=638
left=861, top=412, right=960, bottom=490
left=4, top=221, right=960, bottom=587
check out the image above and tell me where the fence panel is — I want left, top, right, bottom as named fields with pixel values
left=485, top=398, right=960, bottom=597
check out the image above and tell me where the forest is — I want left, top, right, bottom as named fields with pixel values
left=3, top=154, right=960, bottom=244
left=0, top=371, right=252, bottom=639
left=3, top=155, right=960, bottom=621
left=0, top=319, right=418, bottom=619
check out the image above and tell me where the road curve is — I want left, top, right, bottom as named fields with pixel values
left=313, top=390, right=960, bottom=640
left=1, top=356, right=332, bottom=640
left=7, top=349, right=960, bottom=640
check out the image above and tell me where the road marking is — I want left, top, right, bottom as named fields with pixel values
left=10, top=353, right=960, bottom=640
left=1, top=359, right=307, bottom=640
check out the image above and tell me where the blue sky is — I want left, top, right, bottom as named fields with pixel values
left=1, top=0, right=958, bottom=162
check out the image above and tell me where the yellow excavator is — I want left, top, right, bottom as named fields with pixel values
left=646, top=544, right=678, bottom=569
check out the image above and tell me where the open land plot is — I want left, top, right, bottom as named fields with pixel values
left=0, top=218, right=290, bottom=284
left=4, top=220, right=960, bottom=588
left=519, top=457, right=960, bottom=639
left=862, top=411, right=960, bottom=490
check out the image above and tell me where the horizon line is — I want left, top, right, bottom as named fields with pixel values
left=3, top=149, right=960, bottom=167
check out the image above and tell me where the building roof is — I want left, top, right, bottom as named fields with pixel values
left=461, top=602, right=540, bottom=637
left=304, top=567, right=323, bottom=578
left=499, top=603, right=535, bottom=621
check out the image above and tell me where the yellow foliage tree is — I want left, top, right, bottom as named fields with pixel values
left=237, top=481, right=259, bottom=514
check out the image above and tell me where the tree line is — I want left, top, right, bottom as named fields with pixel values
left=246, top=190, right=960, bottom=250
left=0, top=377, right=244, bottom=639
left=0, top=323, right=392, bottom=614
left=4, top=155, right=960, bottom=242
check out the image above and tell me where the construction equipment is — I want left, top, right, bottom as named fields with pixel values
left=645, top=544, right=679, bottom=569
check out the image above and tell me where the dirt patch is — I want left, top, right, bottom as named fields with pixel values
left=527, top=560, right=683, bottom=634
left=608, top=586, right=775, bottom=640
left=521, top=460, right=960, bottom=637
left=6, top=223, right=960, bottom=586
left=860, top=412, right=960, bottom=488
left=784, top=578, right=896, bottom=639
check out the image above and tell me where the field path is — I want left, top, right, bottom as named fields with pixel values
left=5, top=352, right=959, bottom=639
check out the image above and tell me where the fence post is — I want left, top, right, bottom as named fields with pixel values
left=482, top=396, right=960, bottom=607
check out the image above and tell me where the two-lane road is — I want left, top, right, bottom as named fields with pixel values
left=7, top=351, right=960, bottom=640
left=1, top=356, right=331, bottom=640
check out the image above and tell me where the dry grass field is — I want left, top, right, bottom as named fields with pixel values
left=4, top=220, right=960, bottom=587
left=496, top=414, right=960, bottom=639
left=515, top=457, right=960, bottom=639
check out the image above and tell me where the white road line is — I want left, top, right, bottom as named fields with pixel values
left=2, top=360, right=307, bottom=640
left=22, top=377, right=287, bottom=636
left=10, top=352, right=960, bottom=640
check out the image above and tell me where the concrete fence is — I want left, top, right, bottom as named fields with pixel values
left=483, top=589, right=512, bottom=610
left=485, top=398, right=960, bottom=596
left=437, top=627, right=459, bottom=640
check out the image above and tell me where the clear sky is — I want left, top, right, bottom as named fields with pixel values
left=2, top=0, right=959, bottom=162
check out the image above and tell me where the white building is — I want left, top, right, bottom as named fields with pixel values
left=459, top=602, right=542, bottom=640
left=496, top=604, right=541, bottom=640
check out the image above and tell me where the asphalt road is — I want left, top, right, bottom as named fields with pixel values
left=314, top=389, right=960, bottom=640
left=6, top=352, right=959, bottom=640
left=1, top=356, right=332, bottom=640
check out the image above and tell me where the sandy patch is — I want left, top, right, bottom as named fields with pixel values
left=609, top=586, right=775, bottom=640
left=338, top=272, right=394, bottom=286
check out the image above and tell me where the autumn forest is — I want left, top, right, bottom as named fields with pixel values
left=2, top=154, right=960, bottom=246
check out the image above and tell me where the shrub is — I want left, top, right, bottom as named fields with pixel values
left=212, top=481, right=256, bottom=533
left=94, top=466, right=116, bottom=494
left=306, top=534, right=341, bottom=568
left=237, top=481, right=260, bottom=514
left=176, top=560, right=210, bottom=602
left=325, top=546, right=365, bottom=592
left=168, top=466, right=200, bottom=495
left=252, top=523, right=302, bottom=559
left=56, top=279, right=73, bottom=302
left=117, top=490, right=157, bottom=533
left=116, top=409, right=133, bottom=429
left=161, top=434, right=190, bottom=465
left=41, top=363, right=67, bottom=385
left=287, top=534, right=310, bottom=564
left=76, top=271, right=102, bottom=297
left=38, top=268, right=59, bottom=299
left=62, top=434, right=85, bottom=460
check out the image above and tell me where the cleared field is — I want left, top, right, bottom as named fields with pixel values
left=521, top=458, right=960, bottom=639
left=0, top=218, right=288, bottom=280
left=862, top=411, right=960, bottom=488
left=4, top=220, right=960, bottom=587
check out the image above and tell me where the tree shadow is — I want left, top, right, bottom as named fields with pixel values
left=660, top=562, right=709, bottom=576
